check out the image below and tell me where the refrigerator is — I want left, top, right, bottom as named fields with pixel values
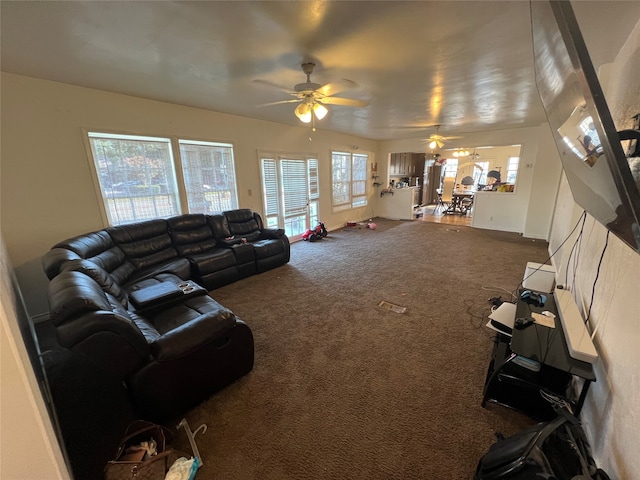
left=422, top=163, right=442, bottom=205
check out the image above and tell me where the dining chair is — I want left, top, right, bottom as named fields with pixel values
left=435, top=177, right=455, bottom=214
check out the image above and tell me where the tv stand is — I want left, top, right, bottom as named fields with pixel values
left=482, top=290, right=596, bottom=420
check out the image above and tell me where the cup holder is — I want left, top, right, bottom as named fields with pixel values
left=178, top=282, right=190, bottom=289
left=182, top=286, right=195, bottom=294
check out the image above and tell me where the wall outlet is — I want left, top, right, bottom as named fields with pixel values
left=248, top=189, right=253, bottom=197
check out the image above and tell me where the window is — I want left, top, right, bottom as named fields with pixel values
left=563, top=116, right=600, bottom=161
left=87, top=133, right=239, bottom=225
left=506, top=156, right=520, bottom=184
left=442, top=159, right=458, bottom=179
left=88, top=133, right=180, bottom=225
left=179, top=140, right=238, bottom=214
left=260, top=152, right=319, bottom=239
left=331, top=151, right=368, bottom=211
left=477, top=161, right=490, bottom=185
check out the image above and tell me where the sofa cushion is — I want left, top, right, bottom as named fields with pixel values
left=121, top=273, right=185, bottom=294
left=42, top=247, right=82, bottom=280
left=128, top=312, right=161, bottom=344
left=148, top=296, right=236, bottom=361
left=89, top=246, right=128, bottom=275
left=107, top=219, right=192, bottom=282
left=168, top=214, right=219, bottom=255
left=190, top=249, right=237, bottom=275
left=50, top=229, right=133, bottom=282
left=107, top=220, right=178, bottom=269
left=224, top=209, right=261, bottom=236
left=207, top=214, right=232, bottom=240
left=48, top=271, right=151, bottom=367
left=253, top=239, right=286, bottom=259
left=61, top=259, right=128, bottom=307
left=48, top=271, right=113, bottom=326
left=54, top=230, right=114, bottom=258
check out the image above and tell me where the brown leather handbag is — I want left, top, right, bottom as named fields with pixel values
left=104, top=420, right=182, bottom=480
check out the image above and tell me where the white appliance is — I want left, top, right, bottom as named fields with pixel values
left=523, top=262, right=556, bottom=293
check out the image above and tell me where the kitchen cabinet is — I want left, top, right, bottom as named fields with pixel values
left=390, top=153, right=424, bottom=177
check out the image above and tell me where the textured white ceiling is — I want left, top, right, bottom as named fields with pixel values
left=2, top=1, right=638, bottom=141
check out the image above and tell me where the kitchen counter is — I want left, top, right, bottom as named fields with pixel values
left=376, top=186, right=420, bottom=220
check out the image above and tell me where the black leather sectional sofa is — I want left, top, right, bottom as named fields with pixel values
left=42, top=209, right=289, bottom=421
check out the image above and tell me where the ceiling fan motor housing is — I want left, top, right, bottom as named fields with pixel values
left=295, top=62, right=321, bottom=93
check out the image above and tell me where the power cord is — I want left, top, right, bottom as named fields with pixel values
left=586, top=230, right=610, bottom=335
left=564, top=212, right=587, bottom=290
left=512, top=210, right=587, bottom=298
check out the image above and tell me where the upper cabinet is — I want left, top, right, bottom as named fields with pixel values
left=390, top=153, right=425, bottom=176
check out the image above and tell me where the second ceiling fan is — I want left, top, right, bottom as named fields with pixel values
left=254, top=62, right=369, bottom=124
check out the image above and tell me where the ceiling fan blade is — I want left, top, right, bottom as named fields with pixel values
left=257, top=99, right=301, bottom=107
left=317, top=79, right=358, bottom=97
left=320, top=96, right=369, bottom=107
left=421, top=138, right=446, bottom=149
left=251, top=79, right=297, bottom=94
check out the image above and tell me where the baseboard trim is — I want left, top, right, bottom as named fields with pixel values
left=471, top=224, right=521, bottom=234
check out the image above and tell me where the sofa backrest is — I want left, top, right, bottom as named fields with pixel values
left=167, top=214, right=219, bottom=256
left=42, top=230, right=128, bottom=280
left=224, top=209, right=262, bottom=242
left=42, top=247, right=82, bottom=280
left=47, top=271, right=147, bottom=348
left=206, top=214, right=232, bottom=240
left=60, top=259, right=128, bottom=307
left=106, top=219, right=181, bottom=281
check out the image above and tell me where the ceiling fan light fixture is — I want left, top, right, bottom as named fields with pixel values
left=295, top=103, right=312, bottom=123
left=452, top=149, right=470, bottom=157
left=428, top=140, right=438, bottom=150
left=313, top=102, right=328, bottom=120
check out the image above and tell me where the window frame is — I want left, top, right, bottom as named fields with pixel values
left=178, top=139, right=239, bottom=215
left=84, top=130, right=239, bottom=226
left=259, top=151, right=319, bottom=240
left=331, top=150, right=369, bottom=212
left=506, top=156, right=520, bottom=184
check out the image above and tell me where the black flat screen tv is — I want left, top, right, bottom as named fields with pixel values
left=531, top=0, right=640, bottom=253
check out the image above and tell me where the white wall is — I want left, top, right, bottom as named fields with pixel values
left=0, top=236, right=70, bottom=479
left=547, top=18, right=640, bottom=479
left=0, top=73, right=378, bottom=318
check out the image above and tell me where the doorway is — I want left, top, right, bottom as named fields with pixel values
left=260, top=153, right=319, bottom=240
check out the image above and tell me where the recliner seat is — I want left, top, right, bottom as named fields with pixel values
left=168, top=214, right=241, bottom=289
left=47, top=270, right=254, bottom=421
left=222, top=209, right=290, bottom=273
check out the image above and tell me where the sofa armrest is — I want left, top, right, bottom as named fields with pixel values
left=42, top=248, right=81, bottom=280
left=151, top=310, right=236, bottom=361
left=260, top=228, right=286, bottom=239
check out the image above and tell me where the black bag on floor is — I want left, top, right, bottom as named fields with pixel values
left=474, top=410, right=610, bottom=479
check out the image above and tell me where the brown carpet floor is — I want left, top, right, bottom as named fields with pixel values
left=172, top=218, right=550, bottom=479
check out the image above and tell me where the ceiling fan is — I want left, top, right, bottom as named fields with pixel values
left=425, top=125, right=462, bottom=149
left=254, top=62, right=369, bottom=125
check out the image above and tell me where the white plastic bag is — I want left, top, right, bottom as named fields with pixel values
left=164, top=456, right=200, bottom=480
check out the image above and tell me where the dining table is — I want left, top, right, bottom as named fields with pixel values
left=444, top=190, right=475, bottom=215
